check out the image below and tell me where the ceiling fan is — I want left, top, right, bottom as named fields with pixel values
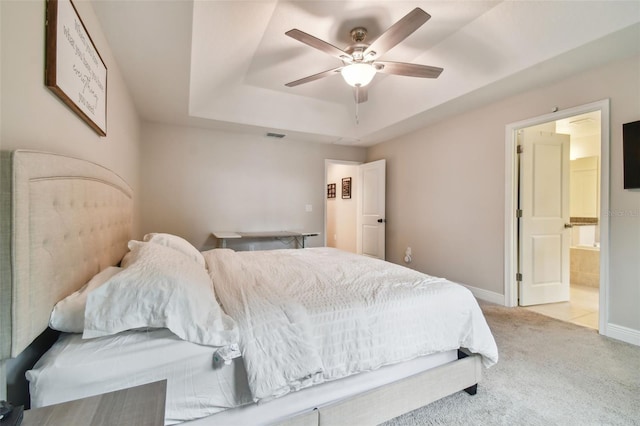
left=284, top=7, right=443, bottom=103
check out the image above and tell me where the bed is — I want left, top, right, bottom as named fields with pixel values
left=0, top=150, right=498, bottom=425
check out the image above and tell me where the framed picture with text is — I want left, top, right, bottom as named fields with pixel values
left=45, top=0, right=108, bottom=136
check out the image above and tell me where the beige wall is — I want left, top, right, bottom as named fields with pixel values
left=368, top=54, right=640, bottom=332
left=0, top=0, right=142, bottom=235
left=140, top=122, right=366, bottom=250
left=571, top=134, right=601, bottom=160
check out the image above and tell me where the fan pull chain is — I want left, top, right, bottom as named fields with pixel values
left=355, top=86, right=360, bottom=125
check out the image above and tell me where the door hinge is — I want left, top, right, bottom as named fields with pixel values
left=516, top=272, right=523, bottom=282
left=516, top=209, right=523, bottom=218
left=517, top=145, right=523, bottom=154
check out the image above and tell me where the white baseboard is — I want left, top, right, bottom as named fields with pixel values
left=461, top=284, right=505, bottom=305
left=604, top=323, right=640, bottom=346
left=461, top=284, right=640, bottom=348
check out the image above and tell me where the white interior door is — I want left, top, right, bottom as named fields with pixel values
left=519, top=129, right=570, bottom=306
left=357, top=159, right=386, bottom=259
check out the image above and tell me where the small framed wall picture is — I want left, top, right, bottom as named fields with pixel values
left=327, top=183, right=336, bottom=199
left=342, top=177, right=352, bottom=199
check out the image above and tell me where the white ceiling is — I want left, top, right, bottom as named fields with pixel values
left=91, top=1, right=640, bottom=146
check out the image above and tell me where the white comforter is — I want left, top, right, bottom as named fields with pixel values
left=204, top=247, right=498, bottom=403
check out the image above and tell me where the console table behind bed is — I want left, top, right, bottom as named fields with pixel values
left=0, top=150, right=482, bottom=425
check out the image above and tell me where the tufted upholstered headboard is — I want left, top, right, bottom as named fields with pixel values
left=0, top=150, right=133, bottom=362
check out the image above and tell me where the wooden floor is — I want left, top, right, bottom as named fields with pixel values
left=523, top=285, right=599, bottom=330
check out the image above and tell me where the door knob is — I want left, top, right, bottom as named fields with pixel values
left=564, top=223, right=573, bottom=228
left=377, top=218, right=387, bottom=223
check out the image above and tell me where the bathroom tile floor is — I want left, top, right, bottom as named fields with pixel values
left=523, top=285, right=599, bottom=330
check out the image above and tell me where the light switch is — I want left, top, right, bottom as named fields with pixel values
left=305, top=204, right=313, bottom=212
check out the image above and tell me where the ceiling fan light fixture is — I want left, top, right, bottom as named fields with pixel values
left=340, top=63, right=376, bottom=87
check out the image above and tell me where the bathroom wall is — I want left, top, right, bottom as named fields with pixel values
left=565, top=116, right=601, bottom=289
left=567, top=115, right=602, bottom=246
left=570, top=156, right=600, bottom=223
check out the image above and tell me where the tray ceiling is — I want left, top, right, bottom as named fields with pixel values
left=92, top=1, right=640, bottom=146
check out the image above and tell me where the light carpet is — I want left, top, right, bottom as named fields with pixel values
left=383, top=303, right=640, bottom=425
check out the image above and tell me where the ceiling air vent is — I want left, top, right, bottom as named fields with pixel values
left=266, top=132, right=286, bottom=139
left=569, top=118, right=595, bottom=126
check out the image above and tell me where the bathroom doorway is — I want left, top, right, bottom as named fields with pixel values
left=504, top=100, right=610, bottom=334
left=519, top=113, right=601, bottom=329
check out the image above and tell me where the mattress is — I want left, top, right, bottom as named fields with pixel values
left=27, top=329, right=253, bottom=424
left=26, top=328, right=457, bottom=425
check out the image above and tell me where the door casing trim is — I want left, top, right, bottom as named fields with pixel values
left=503, top=99, right=610, bottom=336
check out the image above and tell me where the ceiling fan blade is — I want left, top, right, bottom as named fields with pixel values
left=375, top=61, right=443, bottom=78
left=285, top=67, right=343, bottom=87
left=286, top=29, right=353, bottom=62
left=364, top=8, right=430, bottom=61
left=353, top=86, right=368, bottom=104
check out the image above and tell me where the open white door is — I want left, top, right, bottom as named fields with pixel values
left=357, top=159, right=386, bottom=259
left=519, top=129, right=570, bottom=306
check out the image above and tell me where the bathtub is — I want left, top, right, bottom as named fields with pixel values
left=570, top=245, right=600, bottom=288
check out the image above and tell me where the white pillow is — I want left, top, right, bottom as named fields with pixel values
left=142, top=233, right=205, bottom=267
left=83, top=241, right=238, bottom=347
left=49, top=266, right=123, bottom=333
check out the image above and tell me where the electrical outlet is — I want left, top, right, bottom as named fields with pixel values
left=404, top=247, right=412, bottom=264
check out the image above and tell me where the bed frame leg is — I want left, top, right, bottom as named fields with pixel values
left=457, top=348, right=478, bottom=396
left=463, top=384, right=478, bottom=395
